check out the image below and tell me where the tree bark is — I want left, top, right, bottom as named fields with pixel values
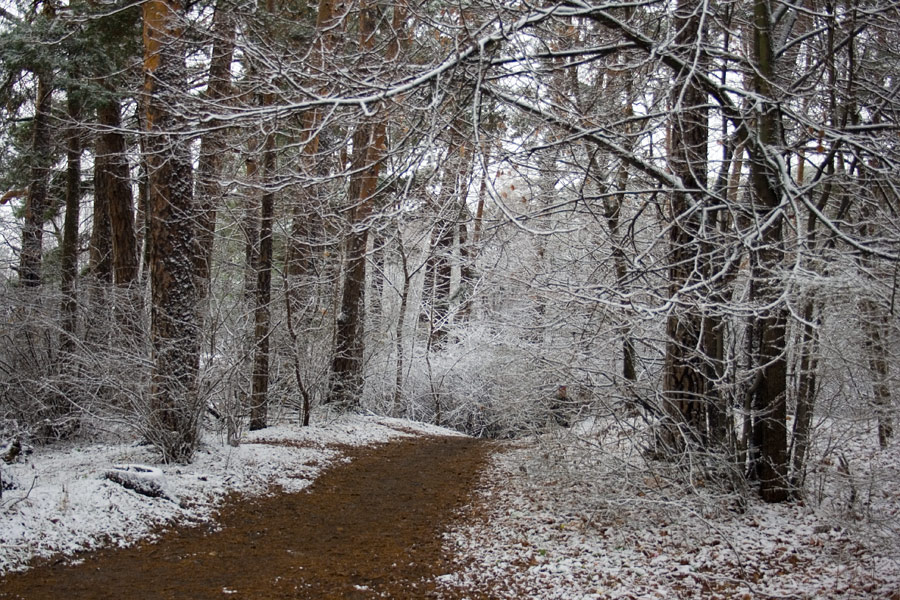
left=96, top=100, right=139, bottom=288
left=60, top=86, right=82, bottom=354
left=143, top=0, right=201, bottom=463
left=250, top=132, right=276, bottom=431
left=749, top=0, right=789, bottom=503
left=661, top=0, right=709, bottom=452
left=329, top=117, right=386, bottom=406
left=791, top=297, right=819, bottom=489
left=328, top=0, right=391, bottom=407
left=194, top=0, right=236, bottom=306
left=18, top=74, right=52, bottom=287
left=393, top=233, right=411, bottom=410
left=285, top=0, right=336, bottom=308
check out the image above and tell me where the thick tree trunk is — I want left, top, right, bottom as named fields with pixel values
left=96, top=101, right=139, bottom=288
left=89, top=163, right=113, bottom=285
left=329, top=121, right=385, bottom=406
left=751, top=304, right=789, bottom=502
left=97, top=99, right=142, bottom=338
left=331, top=225, right=370, bottom=407
left=60, top=88, right=82, bottom=354
left=143, top=0, right=201, bottom=463
left=250, top=133, right=276, bottom=431
left=328, top=0, right=390, bottom=407
left=18, top=74, right=52, bottom=288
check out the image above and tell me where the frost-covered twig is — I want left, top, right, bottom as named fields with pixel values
left=1, top=476, right=36, bottom=511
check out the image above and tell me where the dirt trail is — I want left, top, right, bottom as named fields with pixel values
left=0, top=436, right=492, bottom=600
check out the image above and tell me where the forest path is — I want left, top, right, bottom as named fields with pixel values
left=0, top=435, right=493, bottom=600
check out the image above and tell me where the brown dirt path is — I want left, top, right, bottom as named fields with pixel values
left=0, top=435, right=493, bottom=600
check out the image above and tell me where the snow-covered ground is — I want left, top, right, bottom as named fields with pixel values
left=442, top=417, right=900, bottom=599
left=5, top=410, right=899, bottom=599
left=0, top=413, right=459, bottom=574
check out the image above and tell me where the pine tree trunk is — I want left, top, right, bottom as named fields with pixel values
left=285, top=0, right=336, bottom=323
left=328, top=0, right=390, bottom=407
left=60, top=88, right=82, bottom=355
left=97, top=101, right=139, bottom=288
left=50, top=83, right=83, bottom=439
left=18, top=74, right=52, bottom=287
left=329, top=120, right=385, bottom=406
left=194, top=0, right=235, bottom=305
left=89, top=155, right=113, bottom=285
left=96, top=99, right=142, bottom=339
left=250, top=133, right=276, bottom=431
left=143, top=0, right=201, bottom=463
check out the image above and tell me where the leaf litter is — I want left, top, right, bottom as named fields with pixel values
left=440, top=416, right=900, bottom=599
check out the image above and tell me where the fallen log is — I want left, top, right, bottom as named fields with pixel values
left=103, top=465, right=172, bottom=501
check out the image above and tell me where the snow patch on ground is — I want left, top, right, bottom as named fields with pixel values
left=0, top=414, right=460, bottom=574
left=442, top=418, right=900, bottom=599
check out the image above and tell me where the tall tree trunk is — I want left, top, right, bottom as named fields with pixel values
left=89, top=159, right=113, bottom=285
left=603, top=92, right=637, bottom=385
left=97, top=100, right=139, bottom=288
left=60, top=87, right=82, bottom=354
left=661, top=0, right=709, bottom=452
left=96, top=98, right=142, bottom=341
left=250, top=131, right=276, bottom=431
left=393, top=233, right=412, bottom=410
left=285, top=0, right=336, bottom=311
left=88, top=104, right=115, bottom=353
left=791, top=155, right=831, bottom=492
left=194, top=0, right=236, bottom=306
left=458, top=140, right=491, bottom=323
left=329, top=126, right=383, bottom=407
left=791, top=297, right=819, bottom=489
left=749, top=0, right=789, bottom=503
left=18, top=74, right=53, bottom=287
left=143, top=0, right=201, bottom=463
left=457, top=203, right=475, bottom=322
left=243, top=145, right=260, bottom=303
left=49, top=83, right=83, bottom=439
left=328, top=0, right=392, bottom=407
